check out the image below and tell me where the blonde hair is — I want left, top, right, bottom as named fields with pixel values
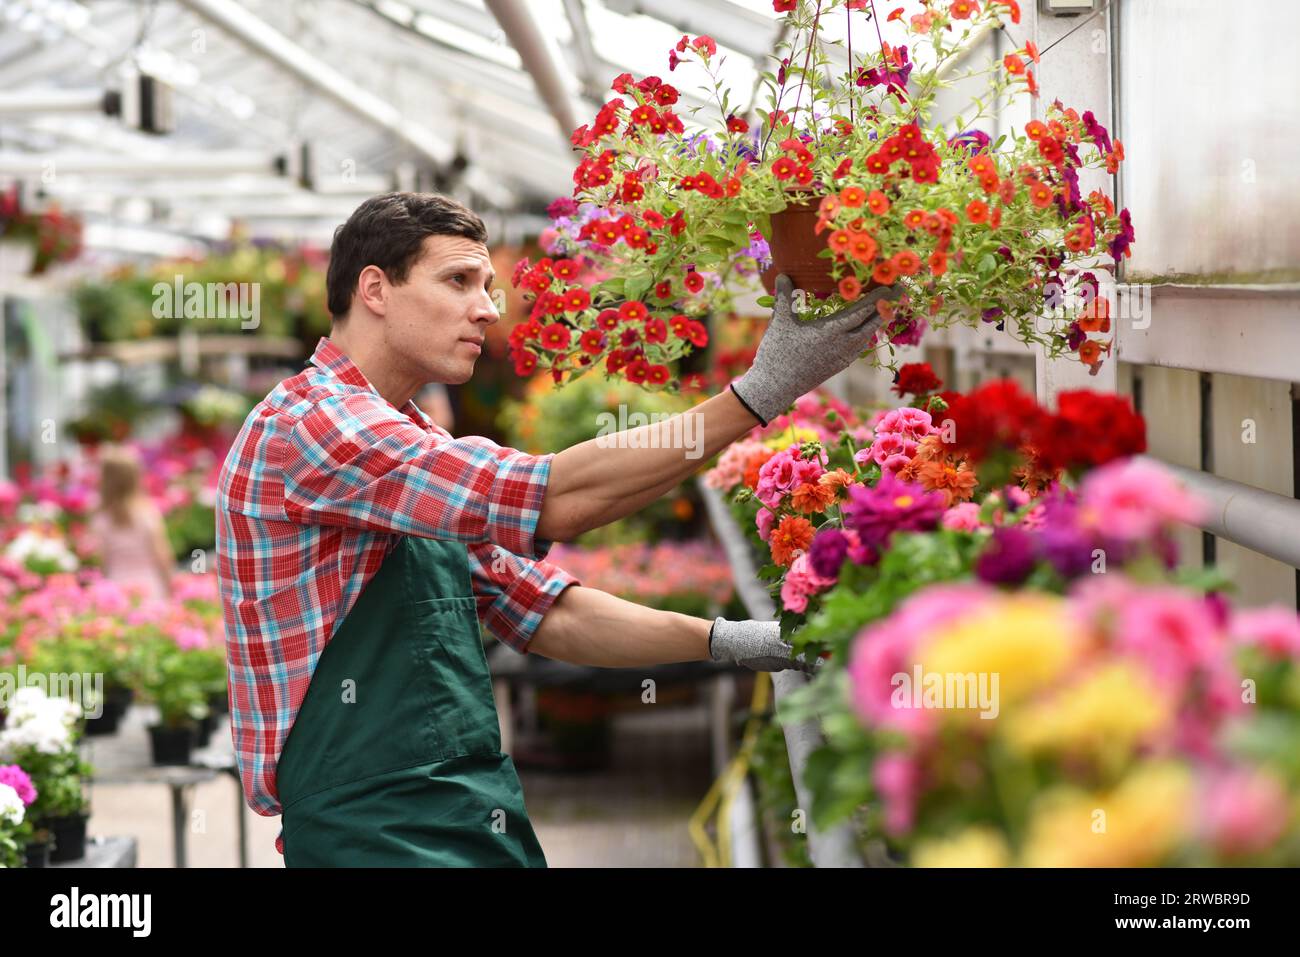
left=98, top=444, right=146, bottom=526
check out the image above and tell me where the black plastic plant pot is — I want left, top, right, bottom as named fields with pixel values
left=45, top=813, right=89, bottom=863
left=24, top=839, right=52, bottom=868
left=148, top=723, right=197, bottom=766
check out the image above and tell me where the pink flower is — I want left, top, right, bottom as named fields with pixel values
left=1112, top=588, right=1224, bottom=692
left=1229, top=606, right=1300, bottom=661
left=705, top=439, right=767, bottom=491
left=941, top=502, right=985, bottom=532
left=0, top=764, right=37, bottom=805
left=1078, top=458, right=1206, bottom=541
left=779, top=553, right=836, bottom=613
left=1196, top=767, right=1290, bottom=858
left=756, top=507, right=777, bottom=543
left=755, top=446, right=826, bottom=508
left=867, top=432, right=918, bottom=471
left=873, top=752, right=921, bottom=836
left=173, top=625, right=209, bottom=650
left=874, top=407, right=936, bottom=442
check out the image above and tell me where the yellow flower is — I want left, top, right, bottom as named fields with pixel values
left=913, top=826, right=1011, bottom=868
left=1020, top=762, right=1192, bottom=867
left=763, top=427, right=820, bottom=451
left=919, top=594, right=1081, bottom=712
left=1005, top=661, right=1172, bottom=761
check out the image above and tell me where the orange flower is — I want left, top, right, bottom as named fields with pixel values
left=839, top=275, right=862, bottom=300
left=965, top=200, right=990, bottom=224
left=1024, top=120, right=1048, bottom=140
left=917, top=459, right=979, bottom=507
left=743, top=448, right=777, bottom=490
left=903, top=209, right=926, bottom=229
left=928, top=250, right=948, bottom=277
left=819, top=468, right=855, bottom=492
left=770, top=515, right=815, bottom=566
left=1029, top=183, right=1055, bottom=208
left=950, top=0, right=979, bottom=19
left=1026, top=68, right=1039, bottom=96
left=866, top=190, right=891, bottom=215
left=848, top=231, right=878, bottom=264
left=1003, top=53, right=1025, bottom=76
left=1078, top=340, right=1102, bottom=365
left=990, top=206, right=1003, bottom=228
left=791, top=481, right=838, bottom=514
left=840, top=186, right=866, bottom=208
left=892, top=250, right=922, bottom=276
left=872, top=259, right=899, bottom=285
left=829, top=229, right=852, bottom=253
left=1025, top=40, right=1040, bottom=63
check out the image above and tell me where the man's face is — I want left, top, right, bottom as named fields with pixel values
left=383, top=234, right=499, bottom=385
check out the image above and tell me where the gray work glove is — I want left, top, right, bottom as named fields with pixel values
left=731, top=274, right=898, bottom=427
left=709, top=617, right=817, bottom=674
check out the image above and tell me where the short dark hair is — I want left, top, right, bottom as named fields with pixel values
left=326, top=192, right=488, bottom=321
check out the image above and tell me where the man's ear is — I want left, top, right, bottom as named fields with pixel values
left=356, top=264, right=388, bottom=317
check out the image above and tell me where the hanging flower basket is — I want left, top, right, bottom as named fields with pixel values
left=511, top=0, right=1132, bottom=391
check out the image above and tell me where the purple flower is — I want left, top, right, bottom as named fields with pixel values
left=981, top=307, right=1004, bottom=323
left=547, top=196, right=579, bottom=219
left=1108, top=208, right=1134, bottom=262
left=843, top=473, right=946, bottom=549
left=0, top=764, right=37, bottom=806
left=948, top=129, right=991, bottom=156
left=887, top=316, right=927, bottom=347
left=1082, top=110, right=1112, bottom=154
left=1037, top=500, right=1095, bottom=578
left=743, top=235, right=772, bottom=271
left=856, top=45, right=912, bottom=99
left=809, top=527, right=850, bottom=579
left=1065, top=320, right=1086, bottom=352
left=975, top=525, right=1038, bottom=585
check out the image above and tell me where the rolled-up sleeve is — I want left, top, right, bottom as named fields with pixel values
left=468, top=541, right=580, bottom=654
left=278, top=391, right=554, bottom=558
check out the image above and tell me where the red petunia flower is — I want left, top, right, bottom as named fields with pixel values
left=644, top=317, right=668, bottom=344
left=773, top=0, right=797, bottom=12
left=965, top=200, right=990, bottom=224
left=1003, top=53, right=1025, bottom=76
left=866, top=190, right=890, bottom=215
left=619, top=300, right=649, bottom=322
left=839, top=276, right=862, bottom=300
left=950, top=0, right=980, bottom=19
left=772, top=157, right=797, bottom=180
left=683, top=270, right=706, bottom=294
left=596, top=309, right=620, bottom=330
left=539, top=322, right=572, bottom=352
left=563, top=287, right=591, bottom=312
left=727, top=114, right=749, bottom=134
left=893, top=362, right=943, bottom=398
left=579, top=329, right=606, bottom=355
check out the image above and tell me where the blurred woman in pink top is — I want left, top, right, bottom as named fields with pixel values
left=88, top=445, right=175, bottom=601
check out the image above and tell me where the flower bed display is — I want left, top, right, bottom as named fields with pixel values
left=511, top=0, right=1130, bottom=391
left=703, top=370, right=1300, bottom=866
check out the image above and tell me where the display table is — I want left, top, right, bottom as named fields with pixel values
left=50, top=835, right=138, bottom=869
left=84, top=705, right=248, bottom=868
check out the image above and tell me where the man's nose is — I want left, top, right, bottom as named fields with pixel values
left=475, top=287, right=501, bottom=325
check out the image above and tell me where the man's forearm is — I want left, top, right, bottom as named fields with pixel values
left=527, top=585, right=712, bottom=667
left=537, top=387, right=760, bottom=541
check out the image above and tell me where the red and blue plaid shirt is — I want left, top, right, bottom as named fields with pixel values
left=215, top=337, right=578, bottom=852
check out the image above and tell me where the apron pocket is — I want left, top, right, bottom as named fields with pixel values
left=411, top=596, right=504, bottom=758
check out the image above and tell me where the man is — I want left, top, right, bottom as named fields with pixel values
left=215, top=192, right=893, bottom=867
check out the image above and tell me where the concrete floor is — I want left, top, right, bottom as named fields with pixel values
left=80, top=702, right=714, bottom=868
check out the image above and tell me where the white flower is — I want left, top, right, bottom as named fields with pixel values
left=0, top=687, right=80, bottom=758
left=0, top=783, right=24, bottom=827
left=3, top=527, right=79, bottom=572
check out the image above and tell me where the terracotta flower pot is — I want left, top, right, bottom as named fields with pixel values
left=761, top=198, right=886, bottom=302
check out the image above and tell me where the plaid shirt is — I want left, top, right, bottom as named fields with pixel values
left=215, top=337, right=578, bottom=852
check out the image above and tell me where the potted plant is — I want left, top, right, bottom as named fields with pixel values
left=0, top=187, right=82, bottom=277
left=0, top=765, right=38, bottom=868
left=138, top=635, right=212, bottom=765
left=0, top=688, right=93, bottom=863
left=511, top=0, right=1130, bottom=391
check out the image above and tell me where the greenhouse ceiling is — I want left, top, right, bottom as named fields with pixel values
left=0, top=0, right=916, bottom=247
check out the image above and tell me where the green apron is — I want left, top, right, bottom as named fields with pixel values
left=276, top=535, right=547, bottom=867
